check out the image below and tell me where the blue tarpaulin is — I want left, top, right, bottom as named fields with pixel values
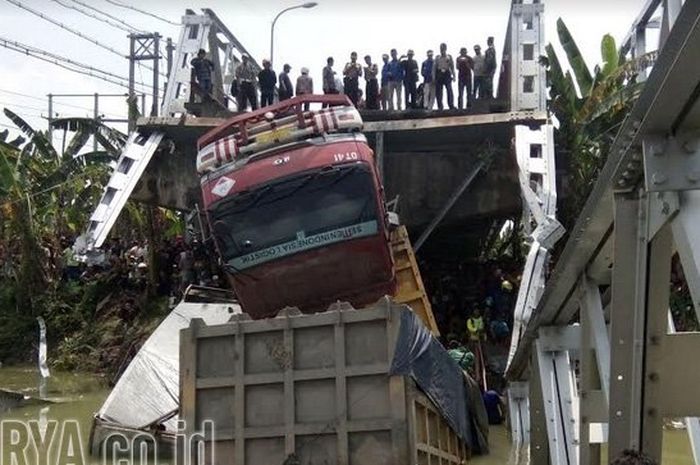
left=389, top=309, right=479, bottom=451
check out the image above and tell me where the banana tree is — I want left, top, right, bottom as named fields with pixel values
left=0, top=109, right=122, bottom=311
left=543, top=18, right=657, bottom=229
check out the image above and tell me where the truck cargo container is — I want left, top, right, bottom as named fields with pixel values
left=180, top=299, right=475, bottom=465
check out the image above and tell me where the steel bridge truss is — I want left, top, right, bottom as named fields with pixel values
left=162, top=8, right=260, bottom=116
left=505, top=0, right=700, bottom=463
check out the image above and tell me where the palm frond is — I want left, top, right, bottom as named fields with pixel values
left=3, top=109, right=58, bottom=160
left=557, top=18, right=593, bottom=97
left=50, top=118, right=127, bottom=155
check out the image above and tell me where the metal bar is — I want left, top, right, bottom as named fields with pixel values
left=580, top=288, right=602, bottom=465
left=48, top=93, right=128, bottom=97
left=152, top=34, right=160, bottom=117
left=668, top=314, right=700, bottom=465
left=128, top=34, right=136, bottom=132
left=536, top=336, right=579, bottom=465
left=414, top=160, right=485, bottom=252
left=47, top=93, right=53, bottom=142
left=93, top=92, right=98, bottom=151
left=640, top=222, right=673, bottom=461
left=579, top=277, right=611, bottom=404
left=620, top=0, right=663, bottom=55
left=506, top=0, right=700, bottom=381
left=608, top=192, right=649, bottom=459
left=529, top=349, right=549, bottom=465
left=375, top=131, right=384, bottom=184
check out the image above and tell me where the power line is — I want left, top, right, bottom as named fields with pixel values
left=1, top=39, right=136, bottom=90
left=69, top=0, right=144, bottom=33
left=0, top=88, right=127, bottom=117
left=0, top=100, right=46, bottom=112
left=0, top=36, right=130, bottom=83
left=50, top=0, right=137, bottom=34
left=3, top=0, right=166, bottom=79
left=103, top=0, right=179, bottom=26
left=0, top=36, right=154, bottom=94
left=4, top=0, right=126, bottom=58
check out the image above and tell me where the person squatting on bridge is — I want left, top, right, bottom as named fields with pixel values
left=258, top=59, right=277, bottom=107
left=190, top=49, right=215, bottom=96
left=235, top=53, right=258, bottom=111
left=343, top=52, right=363, bottom=107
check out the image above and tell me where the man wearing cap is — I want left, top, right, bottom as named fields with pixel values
left=380, top=54, right=390, bottom=110
left=258, top=59, right=277, bottom=107
left=363, top=55, right=379, bottom=110
left=296, top=67, right=313, bottom=110
left=433, top=43, right=455, bottom=110
left=190, top=49, right=215, bottom=96
left=421, top=50, right=436, bottom=109
left=235, top=53, right=258, bottom=111
left=456, top=47, right=474, bottom=109
left=343, top=52, right=363, bottom=107
left=401, top=49, right=419, bottom=109
left=472, top=44, right=487, bottom=100
left=278, top=64, right=293, bottom=101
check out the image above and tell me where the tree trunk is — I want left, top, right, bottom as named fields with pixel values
left=15, top=198, right=46, bottom=314
left=145, top=206, right=159, bottom=296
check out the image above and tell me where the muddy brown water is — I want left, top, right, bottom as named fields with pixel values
left=0, top=366, right=693, bottom=464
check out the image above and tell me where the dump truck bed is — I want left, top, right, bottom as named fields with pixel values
left=180, top=299, right=474, bottom=465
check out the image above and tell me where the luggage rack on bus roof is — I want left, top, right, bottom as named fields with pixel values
left=196, top=94, right=363, bottom=174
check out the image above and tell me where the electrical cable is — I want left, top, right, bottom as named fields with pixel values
left=1, top=41, right=134, bottom=90
left=0, top=36, right=130, bottom=83
left=103, top=0, right=179, bottom=26
left=3, top=0, right=166, bottom=79
left=68, top=0, right=144, bottom=33
left=50, top=0, right=138, bottom=33
left=0, top=89, right=127, bottom=119
left=0, top=36, right=155, bottom=93
left=0, top=100, right=46, bottom=113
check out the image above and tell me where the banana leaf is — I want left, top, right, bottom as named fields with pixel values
left=50, top=118, right=127, bottom=155
left=557, top=18, right=593, bottom=97
left=3, top=109, right=58, bottom=161
left=600, top=34, right=618, bottom=78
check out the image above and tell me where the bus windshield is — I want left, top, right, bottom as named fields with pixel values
left=209, top=163, right=380, bottom=270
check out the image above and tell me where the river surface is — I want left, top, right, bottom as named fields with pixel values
left=0, top=366, right=693, bottom=464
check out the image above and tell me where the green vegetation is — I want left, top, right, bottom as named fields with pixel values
left=543, top=18, right=656, bottom=229
left=0, top=110, right=176, bottom=374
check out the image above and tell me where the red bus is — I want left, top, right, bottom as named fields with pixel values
left=197, top=95, right=395, bottom=319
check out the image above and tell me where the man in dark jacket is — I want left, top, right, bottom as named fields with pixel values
left=278, top=64, right=293, bottom=101
left=456, top=47, right=474, bottom=109
left=401, top=49, right=419, bottom=109
left=484, top=36, right=497, bottom=99
left=258, top=59, right=277, bottom=107
left=190, top=48, right=215, bottom=95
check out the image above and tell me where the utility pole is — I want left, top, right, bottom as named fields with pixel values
left=47, top=93, right=53, bottom=142
left=93, top=93, right=99, bottom=151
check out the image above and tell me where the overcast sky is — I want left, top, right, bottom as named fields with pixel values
left=0, top=0, right=649, bottom=142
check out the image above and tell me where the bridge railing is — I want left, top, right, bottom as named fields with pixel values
left=505, top=1, right=700, bottom=463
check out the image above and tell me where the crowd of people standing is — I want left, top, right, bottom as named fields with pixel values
left=191, top=38, right=498, bottom=112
